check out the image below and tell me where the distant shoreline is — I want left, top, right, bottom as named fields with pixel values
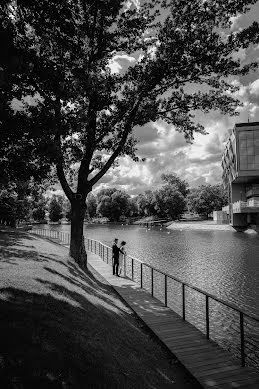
left=167, top=221, right=234, bottom=231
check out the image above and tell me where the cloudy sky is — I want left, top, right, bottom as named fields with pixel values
left=92, top=1, right=259, bottom=196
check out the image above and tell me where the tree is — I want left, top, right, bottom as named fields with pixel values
left=86, top=193, right=97, bottom=219
left=48, top=196, right=63, bottom=222
left=2, top=0, right=259, bottom=265
left=135, top=191, right=156, bottom=216
left=32, top=204, right=46, bottom=222
left=161, top=173, right=189, bottom=197
left=187, top=184, right=228, bottom=218
left=154, top=185, right=186, bottom=220
left=97, top=189, right=130, bottom=221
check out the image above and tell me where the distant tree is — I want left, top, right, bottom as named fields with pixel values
left=187, top=184, right=228, bottom=218
left=86, top=193, right=97, bottom=219
left=97, top=189, right=130, bottom=221
left=154, top=185, right=186, bottom=220
left=127, top=197, right=139, bottom=217
left=48, top=196, right=63, bottom=222
left=161, top=173, right=189, bottom=197
left=32, top=205, right=46, bottom=222
left=2, top=0, right=259, bottom=265
left=135, top=191, right=156, bottom=216
left=0, top=180, right=33, bottom=226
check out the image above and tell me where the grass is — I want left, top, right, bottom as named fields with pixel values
left=0, top=228, right=202, bottom=388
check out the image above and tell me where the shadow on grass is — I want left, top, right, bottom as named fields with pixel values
left=0, top=285, right=202, bottom=389
left=0, top=230, right=202, bottom=388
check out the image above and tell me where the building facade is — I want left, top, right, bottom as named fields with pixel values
left=222, top=122, right=259, bottom=230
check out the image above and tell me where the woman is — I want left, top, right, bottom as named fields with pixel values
left=118, top=241, right=126, bottom=277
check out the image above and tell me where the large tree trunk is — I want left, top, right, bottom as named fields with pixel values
left=69, top=199, right=87, bottom=268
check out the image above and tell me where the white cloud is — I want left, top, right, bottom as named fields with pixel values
left=124, top=0, right=140, bottom=11
left=229, top=14, right=242, bottom=30
left=232, top=48, right=247, bottom=62
left=250, top=78, right=259, bottom=96
left=107, top=54, right=136, bottom=74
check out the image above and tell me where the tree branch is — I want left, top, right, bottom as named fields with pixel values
left=56, top=161, right=74, bottom=202
left=89, top=98, right=142, bottom=186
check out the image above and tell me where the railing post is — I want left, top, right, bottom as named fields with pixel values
left=240, top=312, right=245, bottom=367
left=95, top=241, right=96, bottom=254
left=182, top=284, right=185, bottom=321
left=206, top=295, right=210, bottom=339
left=91, top=240, right=92, bottom=252
left=140, top=263, right=143, bottom=288
left=151, top=268, right=154, bottom=296
left=132, top=257, right=134, bottom=280
left=165, top=275, right=167, bottom=307
left=107, top=247, right=108, bottom=263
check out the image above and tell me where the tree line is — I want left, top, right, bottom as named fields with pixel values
left=1, top=0, right=258, bottom=264
left=25, top=173, right=228, bottom=224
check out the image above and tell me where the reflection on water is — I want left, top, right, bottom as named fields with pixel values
left=36, top=223, right=259, bottom=368
left=40, top=223, right=259, bottom=314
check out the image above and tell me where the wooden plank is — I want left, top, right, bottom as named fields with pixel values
left=88, top=253, right=259, bottom=389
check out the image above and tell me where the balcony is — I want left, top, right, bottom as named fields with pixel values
left=232, top=200, right=259, bottom=213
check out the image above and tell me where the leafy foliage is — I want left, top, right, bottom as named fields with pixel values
left=161, top=173, right=189, bottom=197
left=1, top=0, right=258, bottom=260
left=154, top=185, right=186, bottom=220
left=48, top=195, right=63, bottom=222
left=1, top=0, right=259, bottom=203
left=187, top=184, right=228, bottom=217
left=96, top=188, right=130, bottom=221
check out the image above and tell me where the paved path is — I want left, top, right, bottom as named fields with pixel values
left=87, top=251, right=259, bottom=389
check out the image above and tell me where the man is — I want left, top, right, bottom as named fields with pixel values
left=112, top=238, right=121, bottom=276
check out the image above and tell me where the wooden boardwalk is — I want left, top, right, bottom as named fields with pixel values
left=87, top=251, right=259, bottom=389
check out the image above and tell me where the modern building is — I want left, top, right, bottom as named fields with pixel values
left=221, top=122, right=259, bottom=231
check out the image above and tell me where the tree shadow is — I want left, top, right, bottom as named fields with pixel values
left=0, top=285, right=201, bottom=389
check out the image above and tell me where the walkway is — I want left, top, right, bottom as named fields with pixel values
left=87, top=251, right=259, bottom=389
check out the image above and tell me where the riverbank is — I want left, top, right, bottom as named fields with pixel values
left=0, top=227, right=201, bottom=388
left=167, top=220, right=234, bottom=231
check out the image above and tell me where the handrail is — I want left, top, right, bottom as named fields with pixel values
left=88, top=238, right=259, bottom=323
left=30, top=229, right=259, bottom=369
left=88, top=237, right=259, bottom=369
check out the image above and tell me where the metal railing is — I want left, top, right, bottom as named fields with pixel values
left=31, top=228, right=259, bottom=370
left=87, top=237, right=259, bottom=370
left=32, top=228, right=70, bottom=245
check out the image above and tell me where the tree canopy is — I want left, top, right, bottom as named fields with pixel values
left=187, top=184, right=228, bottom=217
left=1, top=0, right=259, bottom=262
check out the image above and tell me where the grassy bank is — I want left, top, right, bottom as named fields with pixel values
left=0, top=228, right=201, bottom=388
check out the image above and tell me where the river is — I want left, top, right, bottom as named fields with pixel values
left=35, top=223, right=259, bottom=368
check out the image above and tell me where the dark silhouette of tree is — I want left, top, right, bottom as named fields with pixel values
left=48, top=196, right=63, bottom=222
left=1, top=0, right=259, bottom=265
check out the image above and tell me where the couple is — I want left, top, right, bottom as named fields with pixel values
left=112, top=238, right=126, bottom=277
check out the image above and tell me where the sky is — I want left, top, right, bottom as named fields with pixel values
left=92, top=0, right=259, bottom=196
left=11, top=0, right=259, bottom=197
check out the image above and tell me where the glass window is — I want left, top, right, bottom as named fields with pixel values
left=240, top=162, right=248, bottom=170
left=246, top=131, right=254, bottom=139
left=255, top=155, right=259, bottom=163
left=254, top=146, right=259, bottom=154
left=247, top=139, right=254, bottom=147
left=248, top=156, right=255, bottom=164
left=247, top=147, right=254, bottom=156
left=239, top=148, right=247, bottom=156
left=239, top=132, right=247, bottom=140
left=254, top=131, right=259, bottom=139
left=254, top=139, right=259, bottom=146
left=239, top=140, right=247, bottom=148
left=247, top=163, right=255, bottom=169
